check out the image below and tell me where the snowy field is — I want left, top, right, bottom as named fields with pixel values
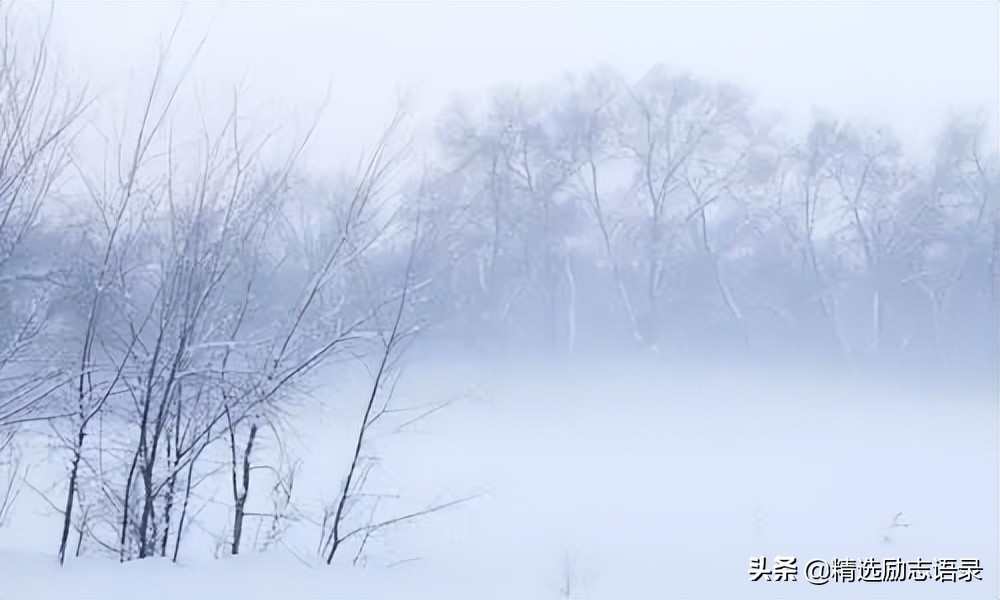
left=3, top=358, right=996, bottom=599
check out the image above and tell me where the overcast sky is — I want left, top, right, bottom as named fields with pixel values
left=26, top=1, right=1000, bottom=167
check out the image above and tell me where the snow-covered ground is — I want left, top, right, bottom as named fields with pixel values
left=2, top=358, right=997, bottom=599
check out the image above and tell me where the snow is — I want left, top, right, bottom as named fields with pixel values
left=2, top=358, right=996, bottom=599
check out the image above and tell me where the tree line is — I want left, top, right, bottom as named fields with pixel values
left=416, top=67, right=997, bottom=367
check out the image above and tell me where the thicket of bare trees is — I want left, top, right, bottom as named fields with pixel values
left=421, top=69, right=998, bottom=366
left=0, top=11, right=85, bottom=433
left=45, top=57, right=425, bottom=563
left=0, top=9, right=996, bottom=568
left=0, top=13, right=446, bottom=565
left=0, top=9, right=86, bottom=531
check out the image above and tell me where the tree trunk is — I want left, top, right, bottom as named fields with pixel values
left=57, top=429, right=85, bottom=565
left=120, top=448, right=139, bottom=562
left=231, top=422, right=257, bottom=555
left=172, top=453, right=198, bottom=562
left=137, top=465, right=154, bottom=558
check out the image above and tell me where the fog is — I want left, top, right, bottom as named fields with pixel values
left=0, top=2, right=997, bottom=599
left=29, top=2, right=1000, bottom=164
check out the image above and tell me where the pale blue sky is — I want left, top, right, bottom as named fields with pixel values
left=25, top=1, right=1000, bottom=165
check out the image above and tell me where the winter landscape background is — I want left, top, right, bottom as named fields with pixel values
left=0, top=2, right=997, bottom=599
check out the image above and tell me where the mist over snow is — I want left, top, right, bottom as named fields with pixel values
left=0, top=2, right=997, bottom=599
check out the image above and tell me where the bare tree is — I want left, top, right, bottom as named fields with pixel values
left=0, top=5, right=93, bottom=562
left=219, top=111, right=410, bottom=556
left=51, top=26, right=210, bottom=563
left=0, top=6, right=86, bottom=434
left=905, top=116, right=1000, bottom=354
left=620, top=69, right=749, bottom=344
left=566, top=70, right=646, bottom=345
left=318, top=209, right=474, bottom=565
